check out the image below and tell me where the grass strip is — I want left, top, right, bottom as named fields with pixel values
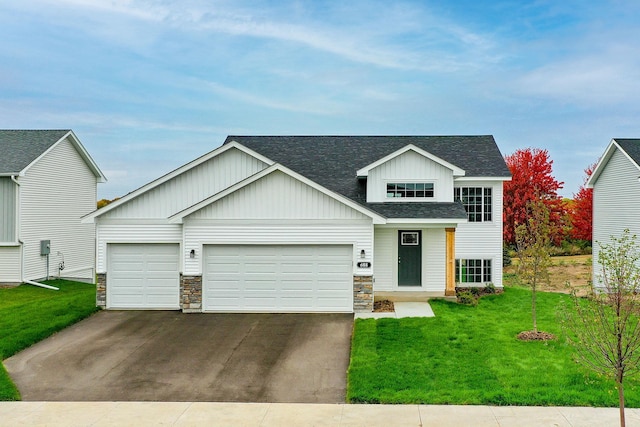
left=0, top=280, right=98, bottom=400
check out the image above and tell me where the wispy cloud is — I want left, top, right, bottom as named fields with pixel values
left=12, top=0, right=498, bottom=73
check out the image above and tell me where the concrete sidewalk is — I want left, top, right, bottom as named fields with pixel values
left=1, top=402, right=639, bottom=426
left=355, top=302, right=435, bottom=319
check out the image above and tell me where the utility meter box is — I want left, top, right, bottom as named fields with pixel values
left=40, top=240, right=50, bottom=256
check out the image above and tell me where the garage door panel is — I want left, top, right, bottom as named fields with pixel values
left=204, top=245, right=352, bottom=312
left=107, top=244, right=180, bottom=309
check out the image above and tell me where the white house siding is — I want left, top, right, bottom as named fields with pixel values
left=183, top=221, right=373, bottom=277
left=19, top=137, right=97, bottom=282
left=373, top=228, right=394, bottom=290
left=190, top=171, right=370, bottom=220
left=182, top=169, right=373, bottom=276
left=101, top=147, right=268, bottom=219
left=0, top=177, right=16, bottom=242
left=373, top=227, right=446, bottom=292
left=592, top=148, right=640, bottom=282
left=454, top=180, right=504, bottom=287
left=96, top=223, right=183, bottom=272
left=367, top=150, right=455, bottom=203
left=0, top=246, right=20, bottom=283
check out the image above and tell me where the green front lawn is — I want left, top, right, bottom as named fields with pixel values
left=0, top=280, right=99, bottom=400
left=348, top=287, right=640, bottom=406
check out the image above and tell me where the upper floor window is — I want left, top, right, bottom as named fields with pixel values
left=454, top=187, right=492, bottom=222
left=386, top=182, right=434, bottom=199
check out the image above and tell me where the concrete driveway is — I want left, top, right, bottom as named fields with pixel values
left=4, top=311, right=353, bottom=403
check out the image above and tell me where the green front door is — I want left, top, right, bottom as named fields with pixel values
left=398, top=230, right=422, bottom=286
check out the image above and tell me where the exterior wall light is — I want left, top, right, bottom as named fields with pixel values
left=360, top=249, right=365, bottom=259
left=190, top=249, right=196, bottom=259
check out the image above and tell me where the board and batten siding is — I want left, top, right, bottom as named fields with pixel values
left=183, top=221, right=373, bottom=276
left=96, top=223, right=183, bottom=272
left=0, top=246, right=20, bottom=283
left=101, top=147, right=268, bottom=220
left=367, top=150, right=455, bottom=203
left=189, top=171, right=369, bottom=220
left=373, top=227, right=446, bottom=292
left=19, top=137, right=98, bottom=282
left=592, top=148, right=640, bottom=282
left=454, top=180, right=504, bottom=287
left=0, top=177, right=17, bottom=243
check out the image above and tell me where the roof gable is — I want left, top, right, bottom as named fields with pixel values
left=83, top=141, right=274, bottom=222
left=169, top=163, right=386, bottom=224
left=0, top=130, right=105, bottom=181
left=356, top=144, right=465, bottom=177
left=588, top=139, right=640, bottom=188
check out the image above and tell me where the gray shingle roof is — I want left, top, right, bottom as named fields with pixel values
left=615, top=139, right=640, bottom=167
left=224, top=136, right=509, bottom=219
left=0, top=130, right=70, bottom=174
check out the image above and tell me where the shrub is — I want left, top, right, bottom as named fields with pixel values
left=458, top=291, right=477, bottom=306
left=484, top=283, right=496, bottom=294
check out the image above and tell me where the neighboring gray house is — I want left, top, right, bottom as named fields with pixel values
left=588, top=138, right=640, bottom=279
left=0, top=130, right=106, bottom=285
left=82, top=136, right=511, bottom=313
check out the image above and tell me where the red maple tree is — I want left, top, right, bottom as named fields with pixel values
left=503, top=148, right=565, bottom=245
left=569, top=163, right=596, bottom=241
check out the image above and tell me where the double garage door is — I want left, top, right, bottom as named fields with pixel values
left=107, top=243, right=353, bottom=312
left=203, top=245, right=353, bottom=312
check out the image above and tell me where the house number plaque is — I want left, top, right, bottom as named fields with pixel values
left=357, top=262, right=371, bottom=268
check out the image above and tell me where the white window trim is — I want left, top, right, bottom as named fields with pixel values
left=454, top=186, right=493, bottom=222
left=455, top=258, right=492, bottom=284
left=385, top=180, right=438, bottom=202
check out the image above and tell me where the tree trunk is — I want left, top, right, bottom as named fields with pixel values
left=618, top=375, right=626, bottom=427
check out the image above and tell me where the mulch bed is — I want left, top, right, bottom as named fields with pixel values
left=517, top=330, right=557, bottom=341
left=373, top=300, right=395, bottom=312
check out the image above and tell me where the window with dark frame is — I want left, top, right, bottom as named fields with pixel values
left=455, top=259, right=492, bottom=283
left=387, top=182, right=434, bottom=198
left=454, top=187, right=492, bottom=222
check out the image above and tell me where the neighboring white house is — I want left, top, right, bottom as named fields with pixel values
left=0, top=130, right=106, bottom=285
left=587, top=138, right=640, bottom=280
left=82, top=136, right=511, bottom=313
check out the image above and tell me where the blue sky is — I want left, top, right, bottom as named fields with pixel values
left=1, top=0, right=639, bottom=200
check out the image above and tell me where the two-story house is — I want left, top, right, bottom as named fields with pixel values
left=587, top=138, right=640, bottom=280
left=82, top=136, right=511, bottom=312
left=0, top=130, right=105, bottom=285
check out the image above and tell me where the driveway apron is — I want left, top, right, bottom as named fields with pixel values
left=4, top=311, right=353, bottom=403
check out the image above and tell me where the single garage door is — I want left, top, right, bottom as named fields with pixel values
left=203, top=245, right=353, bottom=312
left=107, top=243, right=180, bottom=309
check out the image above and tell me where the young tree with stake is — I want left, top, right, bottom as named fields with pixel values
left=564, top=230, right=640, bottom=427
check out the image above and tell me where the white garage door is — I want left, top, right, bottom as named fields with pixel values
left=203, top=245, right=353, bottom=313
left=107, top=243, right=180, bottom=309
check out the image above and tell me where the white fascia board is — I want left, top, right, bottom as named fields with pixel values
left=454, top=176, right=511, bottom=182
left=169, top=163, right=387, bottom=224
left=81, top=140, right=275, bottom=223
left=356, top=144, right=465, bottom=177
left=65, top=130, right=107, bottom=182
left=587, top=139, right=616, bottom=188
left=587, top=139, right=640, bottom=188
left=384, top=218, right=467, bottom=225
left=20, top=131, right=107, bottom=182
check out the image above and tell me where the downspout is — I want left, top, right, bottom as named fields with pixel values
left=11, top=175, right=58, bottom=291
left=24, top=279, right=59, bottom=291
